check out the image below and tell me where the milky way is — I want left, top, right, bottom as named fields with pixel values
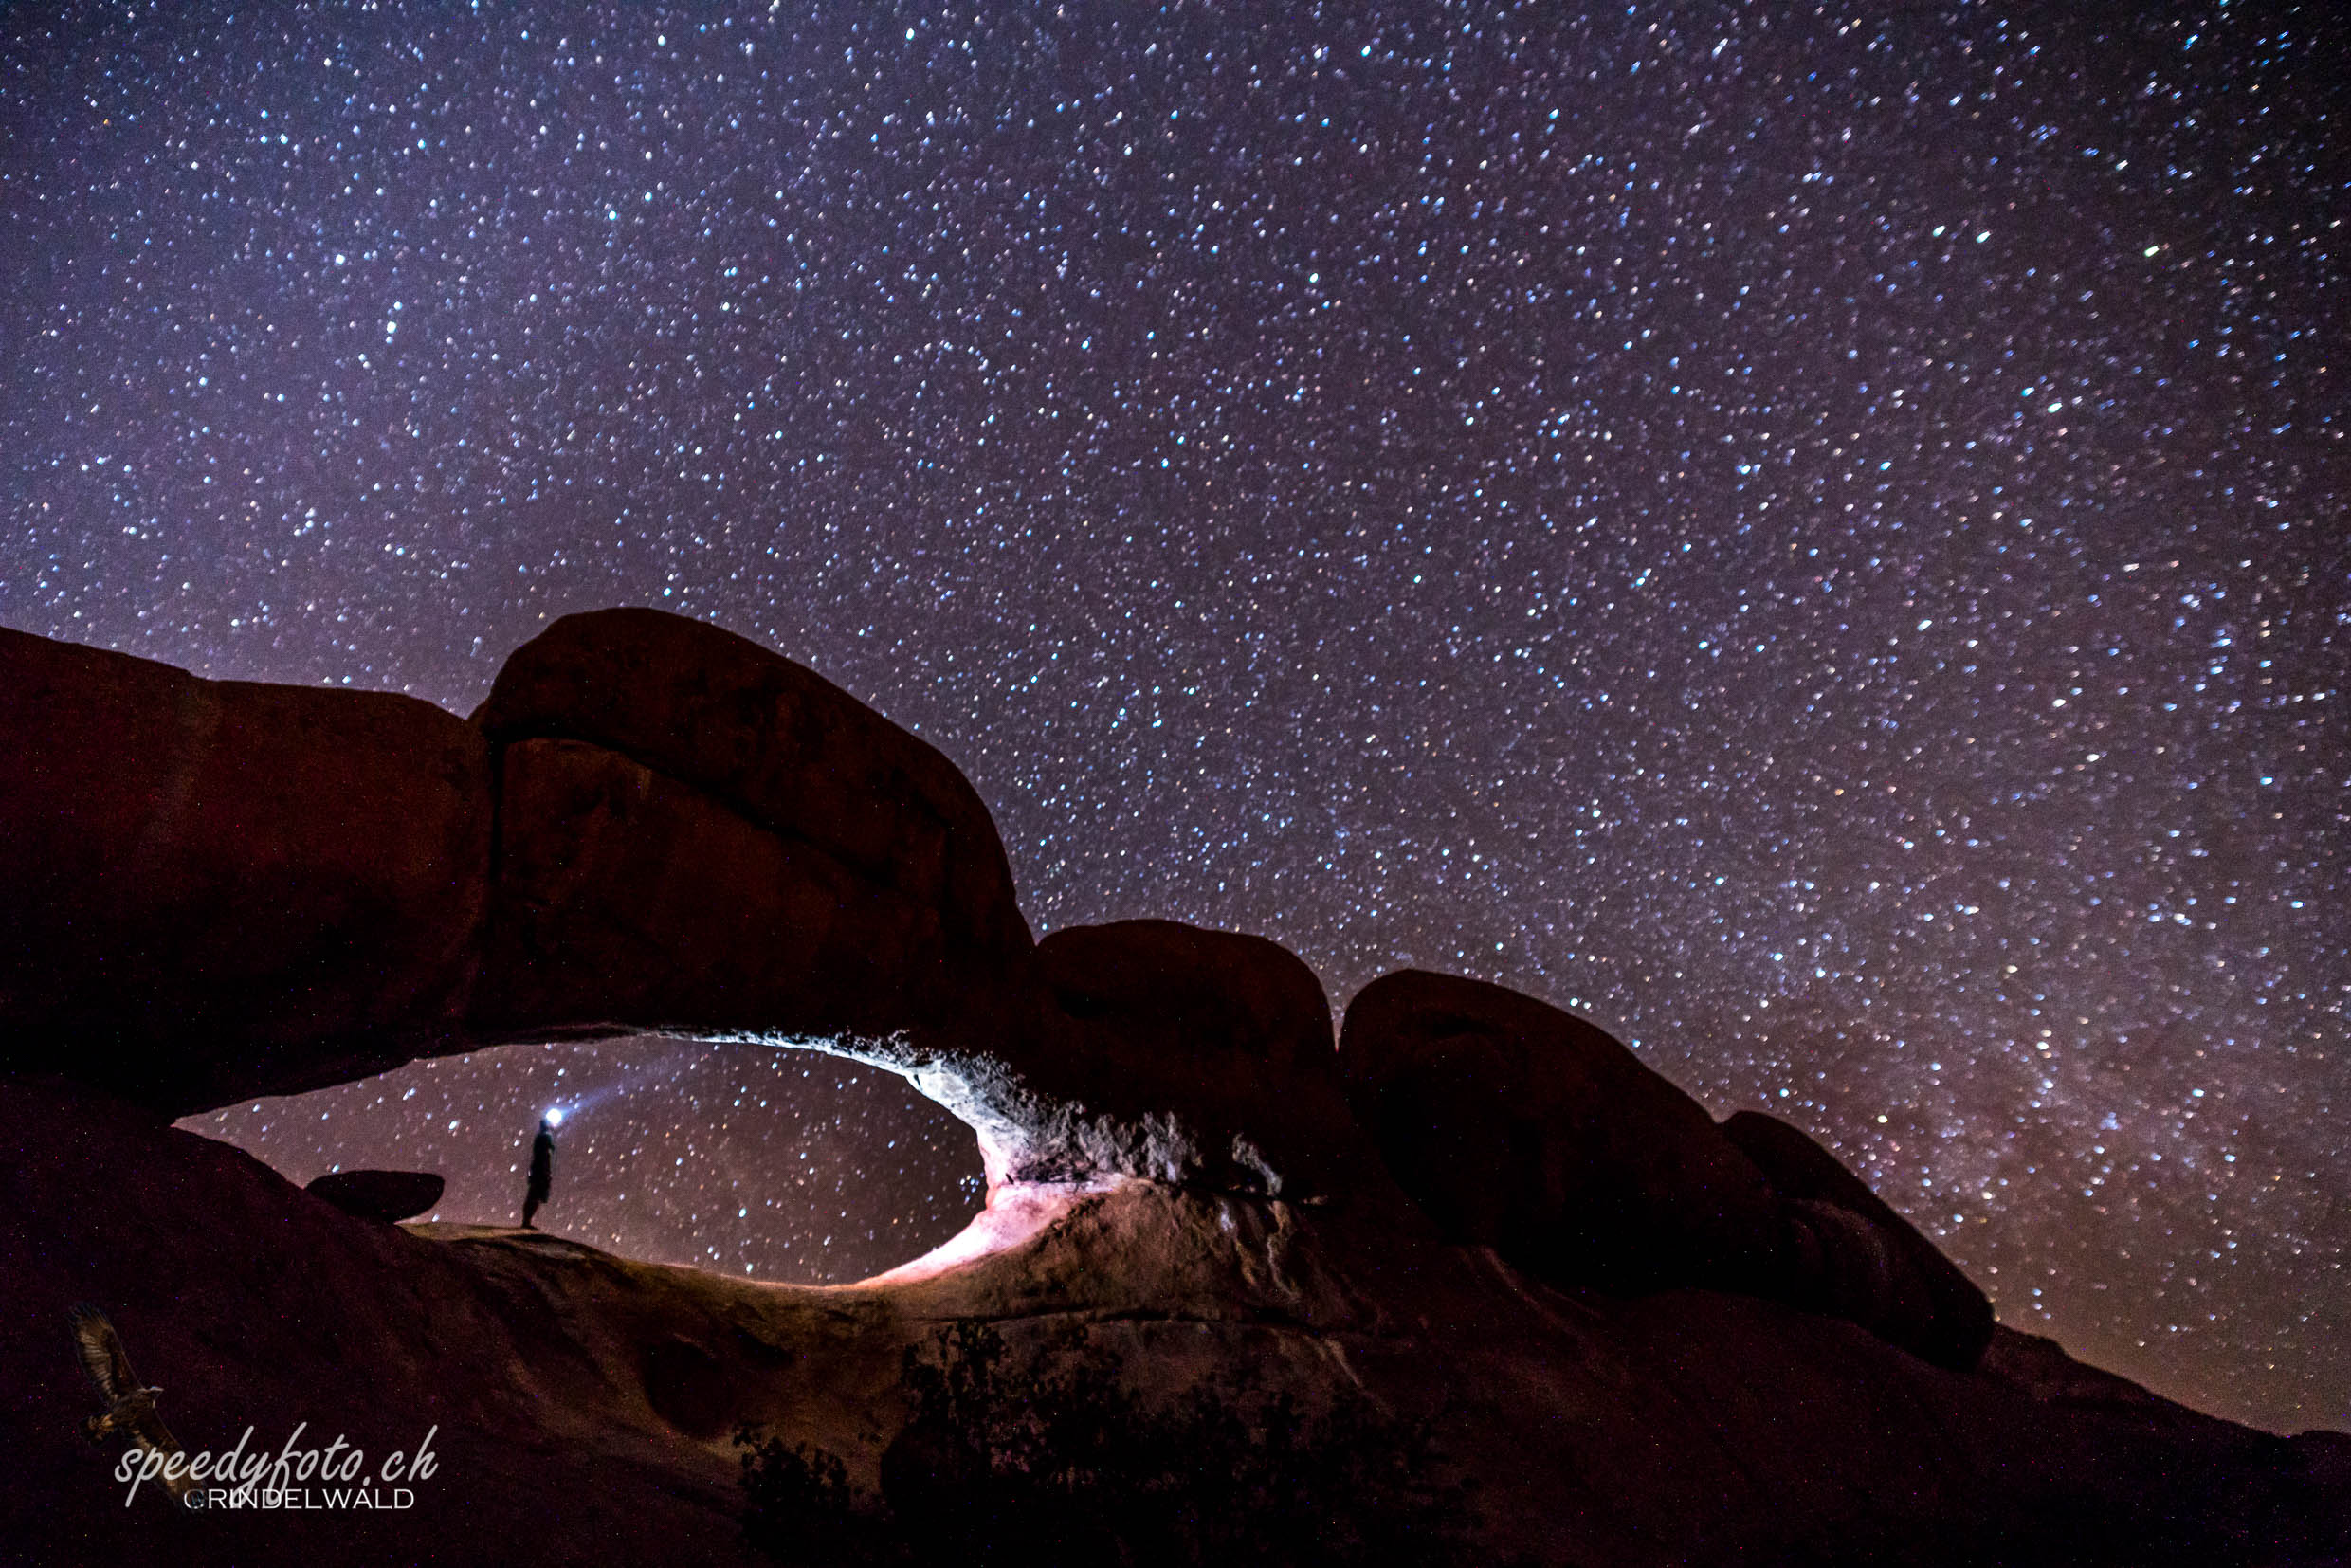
left=3, top=3, right=2340, bottom=1431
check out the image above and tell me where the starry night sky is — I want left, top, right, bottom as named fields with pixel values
left=3, top=3, right=2341, bottom=1432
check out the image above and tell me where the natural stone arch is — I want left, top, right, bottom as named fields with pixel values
left=0, top=612, right=1371, bottom=1203
left=3, top=609, right=1990, bottom=1365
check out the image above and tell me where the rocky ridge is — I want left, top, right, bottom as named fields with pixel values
left=1, top=611, right=2342, bottom=1565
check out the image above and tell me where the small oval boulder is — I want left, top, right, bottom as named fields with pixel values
left=306, top=1169, right=447, bottom=1225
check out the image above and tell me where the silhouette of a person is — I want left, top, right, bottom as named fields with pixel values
left=522, top=1116, right=556, bottom=1229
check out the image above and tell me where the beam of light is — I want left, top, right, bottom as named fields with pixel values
left=540, top=1039, right=710, bottom=1123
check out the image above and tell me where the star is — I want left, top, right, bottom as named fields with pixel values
left=2, top=2, right=2335, bottom=1433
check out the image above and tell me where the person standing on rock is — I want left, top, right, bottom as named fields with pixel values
left=521, top=1111, right=558, bottom=1229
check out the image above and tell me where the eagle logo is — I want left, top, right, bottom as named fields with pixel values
left=70, top=1304, right=195, bottom=1504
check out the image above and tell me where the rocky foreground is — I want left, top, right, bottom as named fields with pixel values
left=1, top=611, right=2343, bottom=1565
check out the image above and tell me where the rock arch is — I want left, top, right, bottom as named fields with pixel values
left=0, top=612, right=1366, bottom=1201
left=1, top=610, right=1989, bottom=1366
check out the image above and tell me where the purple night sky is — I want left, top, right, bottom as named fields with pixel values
left=2, top=3, right=2340, bottom=1431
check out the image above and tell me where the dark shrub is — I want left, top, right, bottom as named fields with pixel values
left=740, top=1320, right=1505, bottom=1567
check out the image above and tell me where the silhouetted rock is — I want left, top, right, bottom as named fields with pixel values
left=0, top=622, right=1375, bottom=1197
left=4, top=1077, right=2342, bottom=1568
left=1337, top=971, right=1999, bottom=1369
left=305, top=1168, right=446, bottom=1224
left=1979, top=1325, right=2217, bottom=1425
left=0, top=628, right=489, bottom=1112
left=474, top=608, right=1030, bottom=966
left=1037, top=919, right=1331, bottom=1072
left=1017, top=920, right=1381, bottom=1198
left=1722, top=1108, right=1996, bottom=1368
left=6, top=612, right=2341, bottom=1566
left=1339, top=969, right=1790, bottom=1296
left=475, top=737, right=950, bottom=1039
left=0, top=615, right=1033, bottom=1121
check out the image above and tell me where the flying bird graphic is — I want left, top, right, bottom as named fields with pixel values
left=69, top=1304, right=194, bottom=1502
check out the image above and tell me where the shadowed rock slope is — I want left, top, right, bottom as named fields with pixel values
left=4, top=1081, right=2342, bottom=1567
left=2, top=612, right=2342, bottom=1565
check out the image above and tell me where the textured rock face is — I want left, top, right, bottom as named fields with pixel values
left=1338, top=969, right=1792, bottom=1297
left=478, top=737, right=949, bottom=1040
left=4, top=613, right=2345, bottom=1562
left=0, top=628, right=489, bottom=1111
left=473, top=608, right=1030, bottom=968
left=1017, top=920, right=1382, bottom=1199
left=306, top=1168, right=447, bottom=1224
left=7, top=1079, right=2343, bottom=1568
left=1722, top=1109, right=1996, bottom=1369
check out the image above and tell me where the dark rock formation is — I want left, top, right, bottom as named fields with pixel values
left=0, top=611, right=1037, bottom=1114
left=4, top=1078, right=2344, bottom=1568
left=1722, top=1108, right=1996, bottom=1368
left=1338, top=969, right=1791, bottom=1297
left=305, top=1168, right=446, bottom=1224
left=473, top=607, right=1030, bottom=969
left=480, top=736, right=947, bottom=1040
left=0, top=627, right=489, bottom=1111
left=3, top=612, right=2342, bottom=1564
left=1336, top=972, right=1995, bottom=1368
left=1980, top=1324, right=2233, bottom=1427
left=1037, top=919, right=1331, bottom=1071
left=1017, top=920, right=1382, bottom=1198
left=0, top=611, right=1385, bottom=1199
